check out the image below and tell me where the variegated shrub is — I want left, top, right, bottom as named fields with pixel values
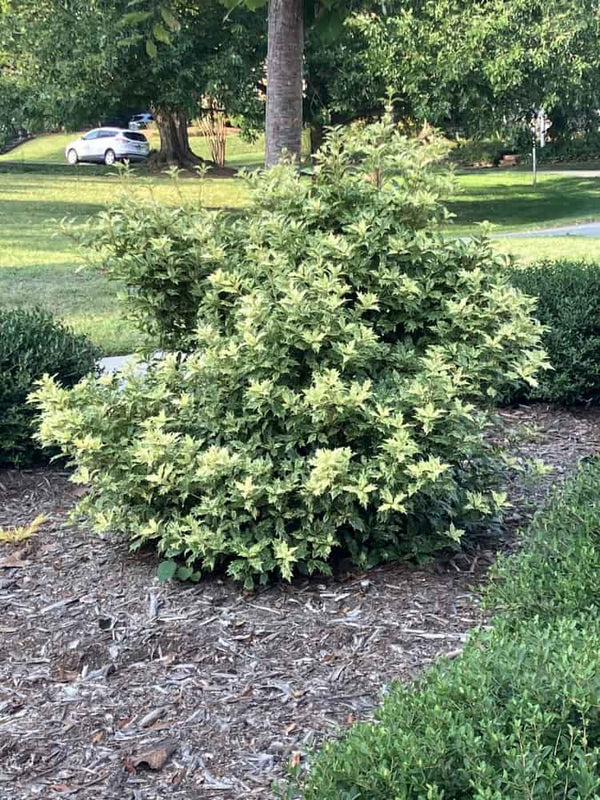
left=32, top=116, right=547, bottom=587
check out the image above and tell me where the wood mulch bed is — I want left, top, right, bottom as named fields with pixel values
left=1, top=404, right=600, bottom=799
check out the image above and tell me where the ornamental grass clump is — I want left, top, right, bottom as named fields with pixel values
left=31, top=115, right=547, bottom=587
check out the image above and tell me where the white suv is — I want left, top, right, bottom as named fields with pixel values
left=65, top=128, right=150, bottom=166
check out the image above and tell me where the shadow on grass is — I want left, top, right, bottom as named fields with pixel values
left=0, top=161, right=118, bottom=177
left=0, top=160, right=244, bottom=180
left=448, top=175, right=600, bottom=230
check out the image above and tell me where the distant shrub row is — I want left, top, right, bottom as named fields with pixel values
left=447, top=136, right=511, bottom=167
left=507, top=260, right=600, bottom=405
left=301, top=459, right=600, bottom=799
left=538, top=130, right=600, bottom=163
left=447, top=131, right=600, bottom=167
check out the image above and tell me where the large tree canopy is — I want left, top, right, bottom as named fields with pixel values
left=0, top=0, right=266, bottom=165
left=306, top=0, right=600, bottom=141
left=230, top=0, right=600, bottom=164
left=2, top=0, right=599, bottom=163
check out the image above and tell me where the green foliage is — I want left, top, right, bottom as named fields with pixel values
left=0, top=0, right=266, bottom=136
left=32, top=117, right=545, bottom=586
left=0, top=308, right=98, bottom=466
left=0, top=0, right=124, bottom=131
left=0, top=72, right=26, bottom=149
left=508, top=261, right=600, bottom=404
left=448, top=136, right=513, bottom=168
left=484, top=457, right=600, bottom=620
left=539, top=131, right=600, bottom=163
left=305, top=1, right=600, bottom=146
left=156, top=559, right=177, bottom=581
left=302, top=615, right=600, bottom=800
left=78, top=198, right=226, bottom=351
left=301, top=460, right=600, bottom=800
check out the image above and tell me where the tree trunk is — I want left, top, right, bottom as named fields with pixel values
left=151, top=107, right=204, bottom=169
left=265, top=0, right=304, bottom=168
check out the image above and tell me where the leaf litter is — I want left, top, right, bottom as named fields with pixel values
left=0, top=405, right=599, bottom=799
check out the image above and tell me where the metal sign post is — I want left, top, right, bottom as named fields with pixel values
left=531, top=109, right=552, bottom=188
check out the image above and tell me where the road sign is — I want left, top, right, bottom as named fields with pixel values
left=530, top=109, right=553, bottom=147
left=531, top=109, right=552, bottom=188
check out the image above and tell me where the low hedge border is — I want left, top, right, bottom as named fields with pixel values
left=299, top=458, right=600, bottom=799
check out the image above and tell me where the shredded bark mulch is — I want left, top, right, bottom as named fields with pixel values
left=1, top=404, right=599, bottom=800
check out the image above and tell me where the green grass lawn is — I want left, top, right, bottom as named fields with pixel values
left=2, top=133, right=600, bottom=355
left=448, top=169, right=600, bottom=233
left=493, top=236, right=600, bottom=263
left=447, top=170, right=600, bottom=261
left=0, top=161, right=250, bottom=355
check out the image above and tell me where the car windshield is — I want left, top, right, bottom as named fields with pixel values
left=123, top=131, right=147, bottom=142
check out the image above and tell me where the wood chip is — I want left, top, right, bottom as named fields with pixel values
left=130, top=741, right=177, bottom=771
left=40, top=595, right=82, bottom=614
left=138, top=706, right=169, bottom=728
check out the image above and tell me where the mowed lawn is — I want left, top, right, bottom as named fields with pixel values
left=2, top=132, right=600, bottom=355
left=0, top=133, right=252, bottom=354
left=448, top=170, right=600, bottom=233
left=448, top=170, right=600, bottom=266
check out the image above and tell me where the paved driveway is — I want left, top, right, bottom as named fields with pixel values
left=500, top=222, right=600, bottom=238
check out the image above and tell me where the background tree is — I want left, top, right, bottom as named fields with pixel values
left=0, top=0, right=266, bottom=167
left=4, top=0, right=598, bottom=164
left=304, top=0, right=600, bottom=145
left=0, top=56, right=26, bottom=148
left=120, top=0, right=266, bottom=166
left=263, top=0, right=303, bottom=166
left=304, top=5, right=383, bottom=154
left=0, top=0, right=121, bottom=132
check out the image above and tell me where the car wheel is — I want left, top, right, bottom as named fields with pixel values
left=67, top=149, right=78, bottom=165
left=104, top=149, right=116, bottom=166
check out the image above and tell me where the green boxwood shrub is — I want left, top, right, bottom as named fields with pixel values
left=301, top=460, right=600, bottom=800
left=32, top=116, right=546, bottom=587
left=484, top=456, right=600, bottom=620
left=0, top=308, right=99, bottom=465
left=508, top=260, right=600, bottom=404
left=302, top=615, right=600, bottom=800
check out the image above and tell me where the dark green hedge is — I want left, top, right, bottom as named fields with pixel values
left=508, top=260, right=600, bottom=404
left=301, top=460, right=600, bottom=799
left=0, top=308, right=99, bottom=465
left=538, top=131, right=600, bottom=163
